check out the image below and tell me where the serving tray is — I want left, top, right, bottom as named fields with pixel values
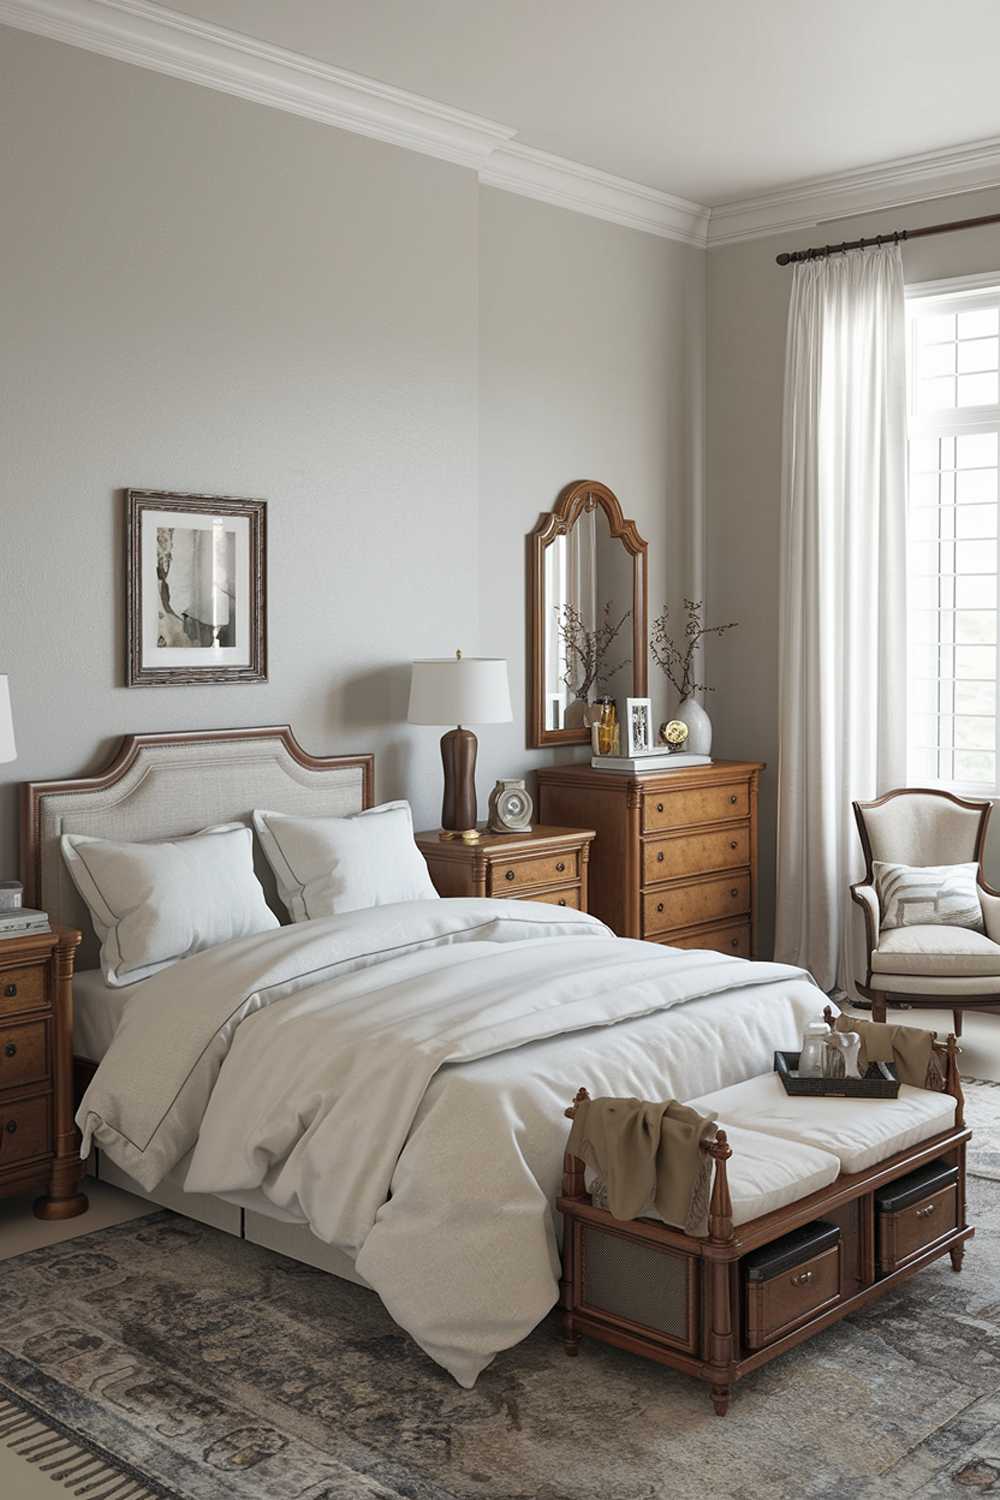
left=774, top=1050, right=900, bottom=1099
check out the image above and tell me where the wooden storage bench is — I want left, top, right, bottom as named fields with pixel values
left=558, top=1036, right=972, bottom=1415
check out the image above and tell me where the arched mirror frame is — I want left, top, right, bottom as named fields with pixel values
left=528, top=480, right=648, bottom=748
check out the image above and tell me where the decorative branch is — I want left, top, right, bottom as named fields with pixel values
left=555, top=602, right=631, bottom=702
left=650, top=599, right=738, bottom=700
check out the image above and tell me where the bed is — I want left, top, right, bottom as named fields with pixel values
left=23, top=725, right=830, bottom=1387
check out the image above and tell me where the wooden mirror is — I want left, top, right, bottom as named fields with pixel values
left=528, top=480, right=648, bottom=748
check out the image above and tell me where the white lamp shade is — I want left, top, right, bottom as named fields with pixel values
left=408, top=657, right=512, bottom=726
left=0, top=677, right=15, bottom=764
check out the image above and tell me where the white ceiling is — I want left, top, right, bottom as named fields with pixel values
left=154, top=0, right=1000, bottom=206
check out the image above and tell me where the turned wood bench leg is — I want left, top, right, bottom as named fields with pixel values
left=710, top=1384, right=731, bottom=1417
left=950, top=1244, right=965, bottom=1273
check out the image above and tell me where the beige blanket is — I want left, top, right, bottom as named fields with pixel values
left=833, top=1014, right=940, bottom=1089
left=567, top=1095, right=718, bottom=1236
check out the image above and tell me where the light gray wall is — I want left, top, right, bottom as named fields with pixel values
left=0, top=25, right=704, bottom=878
left=706, top=185, right=1000, bottom=953
left=477, top=187, right=706, bottom=797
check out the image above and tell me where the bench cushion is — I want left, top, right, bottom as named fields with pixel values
left=592, top=1126, right=840, bottom=1228
left=686, top=1074, right=956, bottom=1175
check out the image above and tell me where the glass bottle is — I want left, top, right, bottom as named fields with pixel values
left=798, top=1018, right=832, bottom=1078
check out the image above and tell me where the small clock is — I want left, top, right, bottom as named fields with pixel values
left=488, top=778, right=534, bottom=834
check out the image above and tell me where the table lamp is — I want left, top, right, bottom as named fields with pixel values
left=408, top=652, right=512, bottom=842
left=0, top=677, right=15, bottom=765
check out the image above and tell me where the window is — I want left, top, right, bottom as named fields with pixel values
left=906, top=277, right=1000, bottom=792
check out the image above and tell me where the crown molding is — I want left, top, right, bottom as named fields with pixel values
left=481, top=142, right=710, bottom=246
left=707, top=134, right=1000, bottom=248
left=0, top=0, right=516, bottom=169
left=6, top=0, right=1000, bottom=251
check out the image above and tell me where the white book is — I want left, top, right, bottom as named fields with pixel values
left=0, top=908, right=50, bottom=936
left=591, top=752, right=713, bottom=772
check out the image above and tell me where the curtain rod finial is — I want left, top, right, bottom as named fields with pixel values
left=776, top=252, right=792, bottom=266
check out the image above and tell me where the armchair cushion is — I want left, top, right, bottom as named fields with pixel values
left=874, top=860, right=984, bottom=933
left=872, top=923, right=1000, bottom=977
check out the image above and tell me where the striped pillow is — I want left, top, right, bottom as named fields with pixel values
left=874, top=860, right=984, bottom=933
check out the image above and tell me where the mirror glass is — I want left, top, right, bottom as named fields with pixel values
left=529, top=482, right=647, bottom=747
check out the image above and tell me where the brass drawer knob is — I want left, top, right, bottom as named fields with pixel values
left=657, top=851, right=665, bottom=863
left=4, top=1120, right=16, bottom=1135
left=656, top=802, right=664, bottom=813
left=504, top=870, right=515, bottom=882
left=790, top=1269, right=814, bottom=1286
left=731, top=938, right=739, bottom=949
left=730, top=840, right=738, bottom=850
left=556, top=862, right=566, bottom=873
left=656, top=902, right=664, bottom=913
left=3, top=984, right=16, bottom=998
left=730, top=887, right=738, bottom=898
left=558, top=899, right=567, bottom=907
left=729, top=795, right=738, bottom=805
left=916, top=1202, right=937, bottom=1219
left=3, top=1043, right=15, bottom=1058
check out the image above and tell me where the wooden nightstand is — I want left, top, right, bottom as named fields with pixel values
left=415, top=826, right=596, bottom=911
left=0, top=926, right=87, bottom=1220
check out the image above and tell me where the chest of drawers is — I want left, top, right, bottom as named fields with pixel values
left=535, top=761, right=763, bottom=954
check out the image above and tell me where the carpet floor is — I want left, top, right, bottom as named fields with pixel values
left=0, top=1083, right=997, bottom=1500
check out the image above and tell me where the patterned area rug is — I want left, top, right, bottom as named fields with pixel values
left=1, top=1097, right=999, bottom=1500
left=967, top=1078, right=1000, bottom=1181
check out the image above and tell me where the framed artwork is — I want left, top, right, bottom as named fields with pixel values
left=126, top=490, right=267, bottom=686
left=625, top=696, right=653, bottom=756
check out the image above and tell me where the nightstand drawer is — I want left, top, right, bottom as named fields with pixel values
left=643, top=875, right=751, bottom=936
left=0, top=1093, right=50, bottom=1166
left=526, top=887, right=580, bottom=910
left=490, top=851, right=579, bottom=893
left=0, top=1020, right=49, bottom=1092
left=643, top=783, right=750, bottom=833
left=643, top=826, right=750, bottom=884
left=666, top=921, right=751, bottom=958
left=0, top=964, right=47, bottom=1018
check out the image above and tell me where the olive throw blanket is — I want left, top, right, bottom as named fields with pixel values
left=833, top=1013, right=943, bottom=1089
left=567, top=1095, right=719, bottom=1236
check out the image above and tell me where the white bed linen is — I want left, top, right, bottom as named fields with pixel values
left=73, top=969, right=133, bottom=1061
left=78, top=899, right=826, bottom=1387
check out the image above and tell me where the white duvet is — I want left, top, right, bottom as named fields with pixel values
left=78, top=899, right=824, bottom=1386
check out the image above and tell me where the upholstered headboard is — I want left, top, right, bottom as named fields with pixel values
left=21, top=727, right=374, bottom=970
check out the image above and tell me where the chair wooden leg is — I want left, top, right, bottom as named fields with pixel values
left=953, top=1009, right=963, bottom=1038
left=872, top=997, right=887, bottom=1024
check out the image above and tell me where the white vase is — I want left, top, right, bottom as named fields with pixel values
left=676, top=696, right=712, bottom=756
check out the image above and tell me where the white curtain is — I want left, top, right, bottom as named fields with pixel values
left=774, top=243, right=908, bottom=993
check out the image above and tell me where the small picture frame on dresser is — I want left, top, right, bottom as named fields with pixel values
left=625, top=697, right=653, bottom=756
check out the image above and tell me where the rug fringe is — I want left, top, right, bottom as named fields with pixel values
left=0, top=1397, right=165, bottom=1500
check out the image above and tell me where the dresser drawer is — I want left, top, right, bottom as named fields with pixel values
left=666, top=921, right=751, bottom=958
left=0, top=1020, right=49, bottom=1092
left=0, top=1093, right=50, bottom=1166
left=643, top=826, right=750, bottom=884
left=878, top=1182, right=958, bottom=1274
left=745, top=1244, right=841, bottom=1350
left=489, top=850, right=579, bottom=893
left=643, top=782, right=750, bottom=833
left=527, top=887, right=580, bottom=910
left=643, top=875, right=751, bottom=936
left=0, top=964, right=47, bottom=1018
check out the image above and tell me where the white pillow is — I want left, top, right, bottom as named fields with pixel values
left=874, top=859, right=984, bottom=933
left=252, top=801, right=438, bottom=921
left=61, top=824, right=279, bottom=987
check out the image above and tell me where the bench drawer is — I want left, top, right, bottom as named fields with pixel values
left=643, top=783, right=750, bottom=833
left=489, top=850, right=579, bottom=894
left=745, top=1244, right=841, bottom=1349
left=643, top=875, right=751, bottom=936
left=878, top=1182, right=958, bottom=1273
left=0, top=1093, right=51, bottom=1166
left=0, top=965, right=47, bottom=1019
left=643, top=826, right=750, bottom=884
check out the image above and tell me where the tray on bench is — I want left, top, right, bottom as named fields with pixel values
left=774, top=1050, right=900, bottom=1099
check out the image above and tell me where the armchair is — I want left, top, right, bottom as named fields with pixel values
left=852, top=787, right=1000, bottom=1036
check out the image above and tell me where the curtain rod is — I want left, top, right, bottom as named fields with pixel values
left=775, top=209, right=1000, bottom=266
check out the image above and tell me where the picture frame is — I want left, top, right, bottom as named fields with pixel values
left=625, top=696, right=653, bottom=756
left=125, top=490, right=267, bottom=686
